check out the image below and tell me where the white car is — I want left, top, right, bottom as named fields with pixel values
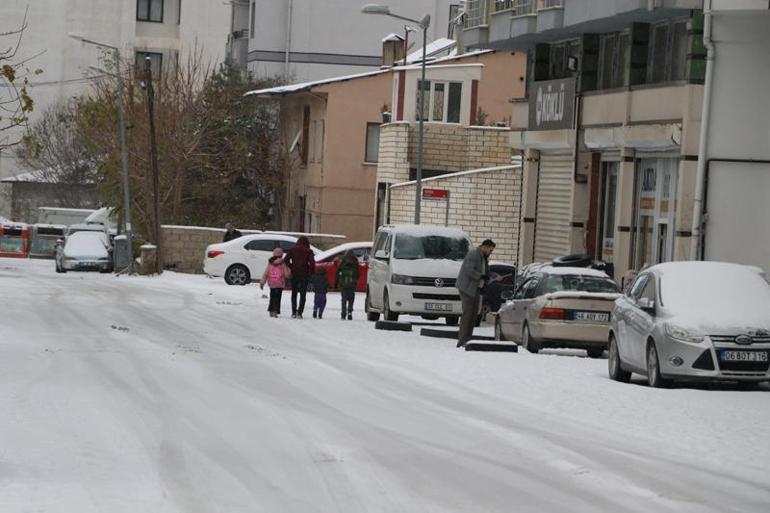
left=609, top=261, right=770, bottom=387
left=365, top=224, right=472, bottom=325
left=204, top=233, right=319, bottom=285
left=55, top=230, right=113, bottom=273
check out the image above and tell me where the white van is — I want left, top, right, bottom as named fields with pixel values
left=365, top=224, right=472, bottom=325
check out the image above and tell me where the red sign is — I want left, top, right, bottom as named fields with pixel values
left=422, top=188, right=449, bottom=200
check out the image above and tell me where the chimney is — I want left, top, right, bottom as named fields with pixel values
left=381, top=33, right=405, bottom=67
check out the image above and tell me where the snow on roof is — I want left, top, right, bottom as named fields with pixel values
left=245, top=69, right=391, bottom=97
left=390, top=165, right=519, bottom=189
left=315, top=241, right=373, bottom=262
left=387, top=224, right=470, bottom=238
left=404, top=47, right=493, bottom=66
left=0, top=171, right=55, bottom=184
left=405, top=38, right=456, bottom=63
left=382, top=33, right=404, bottom=42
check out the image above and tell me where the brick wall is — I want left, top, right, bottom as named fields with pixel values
left=388, top=166, right=523, bottom=264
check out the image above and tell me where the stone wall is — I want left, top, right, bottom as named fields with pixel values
left=376, top=122, right=512, bottom=186
left=388, top=166, right=523, bottom=264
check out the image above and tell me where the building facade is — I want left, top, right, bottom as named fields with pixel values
left=464, top=0, right=708, bottom=283
left=241, top=0, right=457, bottom=83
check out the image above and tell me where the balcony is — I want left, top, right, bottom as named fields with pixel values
left=536, top=0, right=565, bottom=33
left=463, top=0, right=490, bottom=48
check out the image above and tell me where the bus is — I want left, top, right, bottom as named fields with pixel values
left=0, top=222, right=30, bottom=258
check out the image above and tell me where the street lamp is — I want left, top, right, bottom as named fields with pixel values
left=68, top=32, right=134, bottom=274
left=362, top=4, right=431, bottom=224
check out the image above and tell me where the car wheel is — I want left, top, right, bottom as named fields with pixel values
left=383, top=290, right=399, bottom=322
left=224, top=264, right=250, bottom=286
left=608, top=336, right=631, bottom=383
left=522, top=323, right=540, bottom=354
left=494, top=318, right=505, bottom=341
left=586, top=347, right=605, bottom=359
left=445, top=316, right=459, bottom=326
left=646, top=340, right=670, bottom=388
left=366, top=289, right=380, bottom=322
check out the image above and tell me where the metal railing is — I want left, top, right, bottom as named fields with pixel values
left=538, top=0, right=564, bottom=9
left=494, top=0, right=535, bottom=15
left=465, top=0, right=489, bottom=28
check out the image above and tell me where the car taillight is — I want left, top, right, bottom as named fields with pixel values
left=207, top=250, right=224, bottom=258
left=539, top=307, right=565, bottom=320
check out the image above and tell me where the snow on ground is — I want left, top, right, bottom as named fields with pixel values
left=1, top=257, right=769, bottom=513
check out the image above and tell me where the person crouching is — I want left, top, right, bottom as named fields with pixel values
left=312, top=267, right=328, bottom=319
left=261, top=248, right=291, bottom=318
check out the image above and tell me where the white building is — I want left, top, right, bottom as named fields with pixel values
left=242, top=0, right=457, bottom=83
left=0, top=0, right=232, bottom=216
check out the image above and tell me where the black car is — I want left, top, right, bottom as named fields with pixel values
left=482, top=263, right=517, bottom=316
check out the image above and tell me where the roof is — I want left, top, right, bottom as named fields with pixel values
left=0, top=171, right=55, bottom=184
left=405, top=38, right=456, bottom=63
left=382, top=33, right=404, bottom=43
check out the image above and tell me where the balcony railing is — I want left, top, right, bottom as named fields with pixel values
left=494, top=0, right=536, bottom=16
left=538, top=0, right=564, bottom=9
left=465, top=0, right=490, bottom=28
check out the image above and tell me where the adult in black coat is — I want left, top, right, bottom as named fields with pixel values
left=223, top=223, right=243, bottom=242
left=285, top=236, right=315, bottom=318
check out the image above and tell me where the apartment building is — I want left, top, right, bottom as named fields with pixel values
left=0, top=0, right=232, bottom=216
left=461, top=0, right=707, bottom=283
left=240, top=0, right=457, bottom=83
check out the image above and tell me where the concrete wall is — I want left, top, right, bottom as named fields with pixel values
left=247, top=0, right=452, bottom=82
left=388, top=166, right=523, bottom=263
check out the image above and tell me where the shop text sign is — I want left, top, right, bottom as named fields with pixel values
left=422, top=188, right=449, bottom=201
left=529, top=77, right=576, bottom=131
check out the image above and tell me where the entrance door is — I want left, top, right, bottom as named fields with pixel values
left=632, top=159, right=677, bottom=269
left=598, top=162, right=619, bottom=263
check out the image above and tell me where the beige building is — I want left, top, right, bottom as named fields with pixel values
left=248, top=49, right=527, bottom=242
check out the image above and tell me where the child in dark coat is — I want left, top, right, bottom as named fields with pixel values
left=336, top=251, right=360, bottom=320
left=312, top=267, right=328, bottom=319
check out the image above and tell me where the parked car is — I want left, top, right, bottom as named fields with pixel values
left=608, top=261, right=770, bottom=388
left=55, top=230, right=113, bottom=273
left=495, top=266, right=620, bottom=357
left=366, top=224, right=472, bottom=325
left=482, top=262, right=517, bottom=317
left=204, top=234, right=320, bottom=285
left=314, top=242, right=372, bottom=292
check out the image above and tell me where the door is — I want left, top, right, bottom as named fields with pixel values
left=625, top=274, right=657, bottom=368
left=534, top=153, right=574, bottom=262
left=368, top=231, right=391, bottom=308
left=633, top=159, right=677, bottom=269
left=506, top=276, right=541, bottom=341
left=243, top=239, right=278, bottom=277
left=598, top=162, right=619, bottom=263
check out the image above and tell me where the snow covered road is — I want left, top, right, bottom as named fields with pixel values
left=1, top=257, right=769, bottom=513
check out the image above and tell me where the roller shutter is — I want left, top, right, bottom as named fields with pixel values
left=534, top=153, right=574, bottom=262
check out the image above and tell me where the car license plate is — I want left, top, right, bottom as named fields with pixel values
left=425, top=303, right=452, bottom=312
left=573, top=311, right=609, bottom=323
left=719, top=351, right=768, bottom=362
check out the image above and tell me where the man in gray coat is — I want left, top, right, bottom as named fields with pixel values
left=456, top=239, right=496, bottom=347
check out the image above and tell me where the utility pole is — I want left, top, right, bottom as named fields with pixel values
left=144, top=57, right=162, bottom=274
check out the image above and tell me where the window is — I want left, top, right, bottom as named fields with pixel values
left=415, top=80, right=462, bottom=123
left=598, top=32, right=629, bottom=89
left=494, top=1, right=535, bottom=15
left=365, top=123, right=380, bottom=163
left=628, top=274, right=649, bottom=300
left=250, top=1, right=256, bottom=38
left=135, top=51, right=163, bottom=78
left=448, top=4, right=460, bottom=39
left=244, top=239, right=277, bottom=252
left=549, top=39, right=581, bottom=80
left=648, top=20, right=689, bottom=84
left=640, top=278, right=657, bottom=302
left=137, top=0, right=164, bottom=22
left=278, top=240, right=295, bottom=251
left=539, top=274, right=620, bottom=294
left=464, top=0, right=488, bottom=28
left=393, top=234, right=470, bottom=261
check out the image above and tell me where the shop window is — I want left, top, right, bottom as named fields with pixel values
left=135, top=51, right=163, bottom=78
left=549, top=39, right=580, bottom=80
left=415, top=81, right=463, bottom=123
left=365, top=123, right=380, bottom=163
left=598, top=162, right=619, bottom=262
left=137, top=0, right=164, bottom=22
left=632, top=159, right=678, bottom=269
left=598, top=32, right=629, bottom=90
left=647, top=20, right=689, bottom=84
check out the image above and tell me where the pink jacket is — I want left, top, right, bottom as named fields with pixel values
left=262, top=259, right=290, bottom=288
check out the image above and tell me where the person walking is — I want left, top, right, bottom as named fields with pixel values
left=223, top=223, right=243, bottom=242
left=336, top=251, right=360, bottom=320
left=312, top=267, right=328, bottom=319
left=456, top=239, right=496, bottom=347
left=285, top=236, right=315, bottom=318
left=260, top=248, right=290, bottom=318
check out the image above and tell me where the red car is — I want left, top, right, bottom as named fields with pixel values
left=314, top=242, right=372, bottom=292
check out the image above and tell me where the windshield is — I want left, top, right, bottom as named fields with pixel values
left=540, top=274, right=619, bottom=294
left=393, top=234, right=470, bottom=261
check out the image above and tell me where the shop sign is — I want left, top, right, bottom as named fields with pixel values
left=422, top=188, right=449, bottom=201
left=529, top=77, right=576, bottom=131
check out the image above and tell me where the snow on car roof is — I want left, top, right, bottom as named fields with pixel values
left=538, top=266, right=611, bottom=278
left=388, top=224, right=470, bottom=238
left=64, top=231, right=110, bottom=259
left=315, top=241, right=372, bottom=262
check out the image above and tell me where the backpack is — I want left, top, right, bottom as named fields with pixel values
left=267, top=262, right=286, bottom=288
left=337, top=262, right=358, bottom=289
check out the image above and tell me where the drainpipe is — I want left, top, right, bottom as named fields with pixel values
left=690, top=0, right=715, bottom=260
left=284, top=0, right=293, bottom=82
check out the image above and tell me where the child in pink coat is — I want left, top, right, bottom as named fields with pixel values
left=261, top=248, right=291, bottom=317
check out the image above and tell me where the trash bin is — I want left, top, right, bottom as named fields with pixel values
left=113, top=234, right=131, bottom=271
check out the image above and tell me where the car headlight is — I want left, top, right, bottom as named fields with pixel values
left=391, top=274, right=415, bottom=285
left=665, top=324, right=704, bottom=343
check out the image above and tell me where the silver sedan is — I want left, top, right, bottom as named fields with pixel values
left=608, top=261, right=770, bottom=387
left=494, top=267, right=620, bottom=357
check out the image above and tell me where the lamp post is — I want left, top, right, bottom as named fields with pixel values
left=361, top=4, right=430, bottom=224
left=68, top=33, right=133, bottom=274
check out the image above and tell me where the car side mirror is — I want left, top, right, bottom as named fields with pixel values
left=501, top=290, right=514, bottom=301
left=374, top=250, right=389, bottom=261
left=638, top=297, right=656, bottom=316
